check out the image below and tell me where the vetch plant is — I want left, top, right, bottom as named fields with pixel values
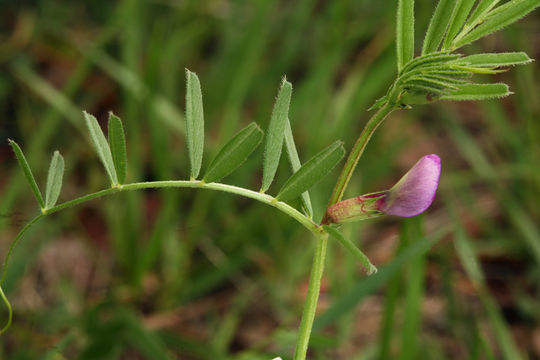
left=325, top=154, right=441, bottom=223
left=1, top=0, right=539, bottom=359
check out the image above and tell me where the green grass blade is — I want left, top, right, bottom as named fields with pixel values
left=459, top=52, right=533, bottom=67
left=443, top=0, right=476, bottom=50
left=203, top=122, right=264, bottom=183
left=44, top=151, right=64, bottom=209
left=83, top=111, right=118, bottom=186
left=324, top=226, right=377, bottom=275
left=261, top=77, right=292, bottom=192
left=444, top=116, right=540, bottom=264
left=314, top=226, right=451, bottom=328
left=377, top=256, right=403, bottom=359
left=454, top=0, right=540, bottom=49
left=8, top=140, right=45, bottom=209
left=399, top=217, right=425, bottom=360
left=185, top=69, right=205, bottom=179
left=284, top=119, right=313, bottom=217
left=397, top=0, right=415, bottom=71
left=10, top=64, right=84, bottom=130
left=422, top=0, right=455, bottom=54
left=118, top=309, right=171, bottom=360
left=108, top=112, right=128, bottom=184
left=276, top=140, right=345, bottom=202
left=42, top=331, right=75, bottom=360
left=454, top=228, right=523, bottom=359
left=441, top=83, right=511, bottom=101
left=79, top=46, right=185, bottom=135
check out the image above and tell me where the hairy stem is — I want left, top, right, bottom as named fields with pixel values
left=0, top=214, right=44, bottom=286
left=293, top=100, right=395, bottom=356
left=326, top=101, right=396, bottom=211
left=0, top=286, right=12, bottom=335
left=43, top=181, right=320, bottom=233
left=293, top=232, right=328, bottom=360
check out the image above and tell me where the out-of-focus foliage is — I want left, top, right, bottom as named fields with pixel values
left=1, top=0, right=540, bottom=359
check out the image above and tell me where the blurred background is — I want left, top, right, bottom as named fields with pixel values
left=1, top=1, right=540, bottom=359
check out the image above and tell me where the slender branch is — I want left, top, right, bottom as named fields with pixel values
left=0, top=214, right=44, bottom=286
left=293, top=232, right=328, bottom=360
left=43, top=181, right=321, bottom=235
left=0, top=286, right=12, bottom=335
left=326, top=101, right=396, bottom=210
left=292, top=100, right=396, bottom=355
left=0, top=214, right=44, bottom=336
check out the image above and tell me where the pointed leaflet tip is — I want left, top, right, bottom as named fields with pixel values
left=8, top=139, right=45, bottom=208
left=324, top=225, right=378, bottom=275
left=83, top=111, right=118, bottom=186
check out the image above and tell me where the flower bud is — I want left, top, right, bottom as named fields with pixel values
left=325, top=192, right=386, bottom=224
left=325, top=154, right=441, bottom=223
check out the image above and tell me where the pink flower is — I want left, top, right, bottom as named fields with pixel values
left=325, top=154, right=441, bottom=223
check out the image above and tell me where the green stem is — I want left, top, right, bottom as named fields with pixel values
left=0, top=214, right=44, bottom=286
left=0, top=286, right=12, bottom=335
left=293, top=232, right=328, bottom=360
left=0, top=214, right=45, bottom=336
left=293, top=100, right=395, bottom=357
left=326, top=101, right=396, bottom=210
left=43, top=181, right=320, bottom=234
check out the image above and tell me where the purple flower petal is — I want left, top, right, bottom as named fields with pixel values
left=323, top=154, right=441, bottom=224
left=379, top=154, right=441, bottom=217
